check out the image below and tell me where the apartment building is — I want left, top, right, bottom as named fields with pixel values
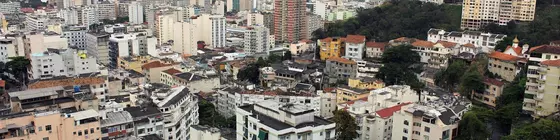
left=356, top=60, right=382, bottom=78
left=0, top=110, right=101, bottom=140
left=392, top=94, right=470, bottom=140
left=0, top=39, right=16, bottom=63
left=428, top=41, right=457, bottom=69
left=142, top=60, right=179, bottom=83
left=365, top=42, right=387, bottom=58
left=78, top=6, right=98, bottom=28
left=247, top=12, right=264, bottom=26
left=156, top=13, right=175, bottom=45
left=129, top=2, right=144, bottom=24
left=0, top=1, right=21, bottom=14
left=23, top=32, right=69, bottom=59
left=274, top=0, right=307, bottom=43
left=124, top=105, right=165, bottom=138
left=523, top=45, right=560, bottom=118
left=25, top=15, right=64, bottom=31
left=319, top=37, right=345, bottom=60
left=427, top=28, right=506, bottom=52
left=192, top=14, right=226, bottom=48
left=100, top=111, right=135, bottom=139
left=307, top=14, right=325, bottom=39
left=58, top=7, right=80, bottom=25
left=1, top=34, right=26, bottom=59
left=216, top=87, right=320, bottom=118
left=96, top=1, right=117, bottom=20
left=28, top=48, right=98, bottom=80
left=108, top=33, right=157, bottom=68
left=86, top=31, right=111, bottom=65
left=62, top=25, right=87, bottom=48
left=327, top=9, right=356, bottom=22
left=318, top=88, right=337, bottom=119
left=345, top=35, right=366, bottom=60
left=118, top=55, right=155, bottom=72
left=236, top=100, right=336, bottom=140
left=325, top=57, right=357, bottom=83
left=472, top=78, right=505, bottom=107
left=461, top=0, right=536, bottom=30
left=243, top=26, right=270, bottom=54
left=150, top=86, right=199, bottom=140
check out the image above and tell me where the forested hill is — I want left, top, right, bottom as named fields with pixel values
left=320, top=0, right=461, bottom=42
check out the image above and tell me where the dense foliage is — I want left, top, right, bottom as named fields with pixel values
left=333, top=110, right=358, bottom=140
left=502, top=119, right=560, bottom=140
left=198, top=100, right=235, bottom=128
left=435, top=60, right=467, bottom=92
left=457, top=110, right=491, bottom=140
left=6, top=57, right=31, bottom=84
left=376, top=45, right=424, bottom=90
left=237, top=53, right=285, bottom=84
left=324, top=0, right=461, bottom=42
left=481, top=5, right=560, bottom=46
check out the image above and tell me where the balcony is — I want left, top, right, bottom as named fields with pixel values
left=537, top=78, right=546, bottom=84
left=538, top=67, right=547, bottom=74
left=538, top=85, right=545, bottom=93
left=534, top=94, right=544, bottom=101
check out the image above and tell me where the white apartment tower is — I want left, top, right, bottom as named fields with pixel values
left=236, top=100, right=336, bottom=140
left=79, top=6, right=99, bottom=28
left=172, top=21, right=199, bottom=56
left=96, top=1, right=117, bottom=20
left=62, top=26, right=88, bottom=49
left=151, top=86, right=199, bottom=140
left=58, top=8, right=80, bottom=25
left=243, top=26, right=270, bottom=54
left=191, top=14, right=226, bottom=48
left=129, top=2, right=144, bottom=24
left=108, top=33, right=157, bottom=68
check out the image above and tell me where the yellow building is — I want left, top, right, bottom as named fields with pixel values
left=319, top=37, right=345, bottom=60
left=471, top=78, right=505, bottom=107
left=336, top=86, right=369, bottom=104
left=348, top=77, right=385, bottom=90
left=118, top=55, right=154, bottom=73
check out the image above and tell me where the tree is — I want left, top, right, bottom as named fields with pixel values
left=312, top=28, right=327, bottom=41
left=237, top=64, right=260, bottom=84
left=494, top=37, right=513, bottom=51
left=282, top=51, right=292, bottom=61
left=6, top=57, right=30, bottom=84
left=198, top=100, right=234, bottom=128
left=502, top=119, right=560, bottom=140
left=458, top=66, right=485, bottom=97
left=456, top=112, right=490, bottom=140
left=435, top=60, right=467, bottom=91
left=376, top=45, right=424, bottom=90
left=333, top=110, right=358, bottom=140
left=267, top=53, right=282, bottom=63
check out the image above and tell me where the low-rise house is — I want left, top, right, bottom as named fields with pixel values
left=235, top=100, right=336, bottom=140
left=319, top=37, right=345, bottom=60
left=101, top=111, right=135, bottom=139
left=289, top=39, right=315, bottom=56
left=344, top=35, right=366, bottom=60
left=318, top=88, right=337, bottom=119
left=336, top=86, right=369, bottom=103
left=428, top=41, right=457, bottom=68
left=348, top=77, right=385, bottom=90
left=365, top=42, right=387, bottom=58
left=0, top=110, right=102, bottom=140
left=141, top=59, right=179, bottom=83
left=118, top=55, right=155, bottom=73
left=162, top=71, right=220, bottom=93
left=472, top=78, right=505, bottom=107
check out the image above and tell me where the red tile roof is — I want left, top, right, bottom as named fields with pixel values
left=163, top=68, right=182, bottom=75
left=323, top=87, right=336, bottom=92
left=411, top=40, right=435, bottom=48
left=529, top=45, right=560, bottom=55
left=462, top=43, right=476, bottom=48
left=488, top=51, right=522, bottom=61
left=375, top=102, right=411, bottom=119
left=393, top=37, right=413, bottom=42
left=366, top=42, right=387, bottom=49
left=505, top=46, right=523, bottom=56
left=344, top=97, right=368, bottom=106
left=345, top=35, right=366, bottom=44
left=327, top=57, right=356, bottom=64
left=484, top=78, right=504, bottom=87
left=141, top=61, right=176, bottom=70
left=541, top=59, right=560, bottom=67
left=436, top=41, right=457, bottom=48
left=320, top=37, right=333, bottom=42
left=28, top=77, right=105, bottom=89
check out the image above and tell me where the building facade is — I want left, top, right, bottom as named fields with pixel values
left=427, top=28, right=507, bottom=52
left=523, top=45, right=560, bottom=118
left=128, top=2, right=144, bottom=24
left=325, top=57, right=357, bottom=83
left=461, top=0, right=536, bottom=30
left=243, top=26, right=270, bottom=54
left=273, top=0, right=307, bottom=43
left=62, top=26, right=87, bottom=49
left=86, top=31, right=111, bottom=65
left=319, top=37, right=345, bottom=60
left=344, top=35, right=366, bottom=60
left=28, top=48, right=98, bottom=80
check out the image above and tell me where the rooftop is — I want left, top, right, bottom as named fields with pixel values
left=69, top=109, right=99, bottom=120
left=411, top=40, right=435, bottom=48
left=101, top=111, right=133, bottom=127
left=484, top=77, right=505, bottom=87
left=366, top=42, right=387, bottom=48
left=9, top=86, right=63, bottom=99
left=162, top=68, right=182, bottom=75
left=488, top=51, right=523, bottom=62
left=327, top=57, right=356, bottom=64
left=124, top=104, right=162, bottom=119
left=239, top=104, right=334, bottom=131
left=529, top=45, right=560, bottom=55
left=541, top=59, right=560, bottom=67
left=28, top=76, right=105, bottom=89
left=345, top=34, right=366, bottom=44
left=375, top=102, right=411, bottom=119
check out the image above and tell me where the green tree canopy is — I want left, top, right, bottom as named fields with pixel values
left=6, top=57, right=30, bottom=83
left=458, top=66, right=485, bottom=97
left=435, top=60, right=467, bottom=92
left=456, top=112, right=490, bottom=140
left=376, top=45, right=424, bottom=90
left=333, top=110, right=358, bottom=140
left=502, top=119, right=560, bottom=140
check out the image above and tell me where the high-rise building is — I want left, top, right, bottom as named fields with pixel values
left=191, top=14, right=226, bottom=48
left=156, top=14, right=175, bottom=45
left=78, top=6, right=98, bottom=28
left=62, top=26, right=88, bottom=48
left=129, top=2, right=144, bottom=24
left=96, top=1, right=117, bottom=20
left=247, top=12, right=264, bottom=26
left=58, top=7, right=80, bottom=25
left=86, top=31, right=111, bottom=65
left=0, top=1, right=21, bottom=14
left=243, top=26, right=270, bottom=54
left=307, top=14, right=324, bottom=39
left=273, top=0, right=307, bottom=43
left=108, top=33, right=157, bottom=68
left=173, top=21, right=199, bottom=55
left=461, top=0, right=536, bottom=30
left=523, top=45, right=560, bottom=118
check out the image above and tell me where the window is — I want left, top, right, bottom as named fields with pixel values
left=424, top=127, right=430, bottom=132
left=43, top=137, right=49, bottom=140
left=404, top=120, right=409, bottom=125
left=38, top=126, right=42, bottom=131
left=403, top=128, right=408, bottom=133
left=45, top=125, right=52, bottom=131
left=402, top=136, right=408, bottom=140
left=84, top=129, right=89, bottom=135
left=78, top=131, right=82, bottom=136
